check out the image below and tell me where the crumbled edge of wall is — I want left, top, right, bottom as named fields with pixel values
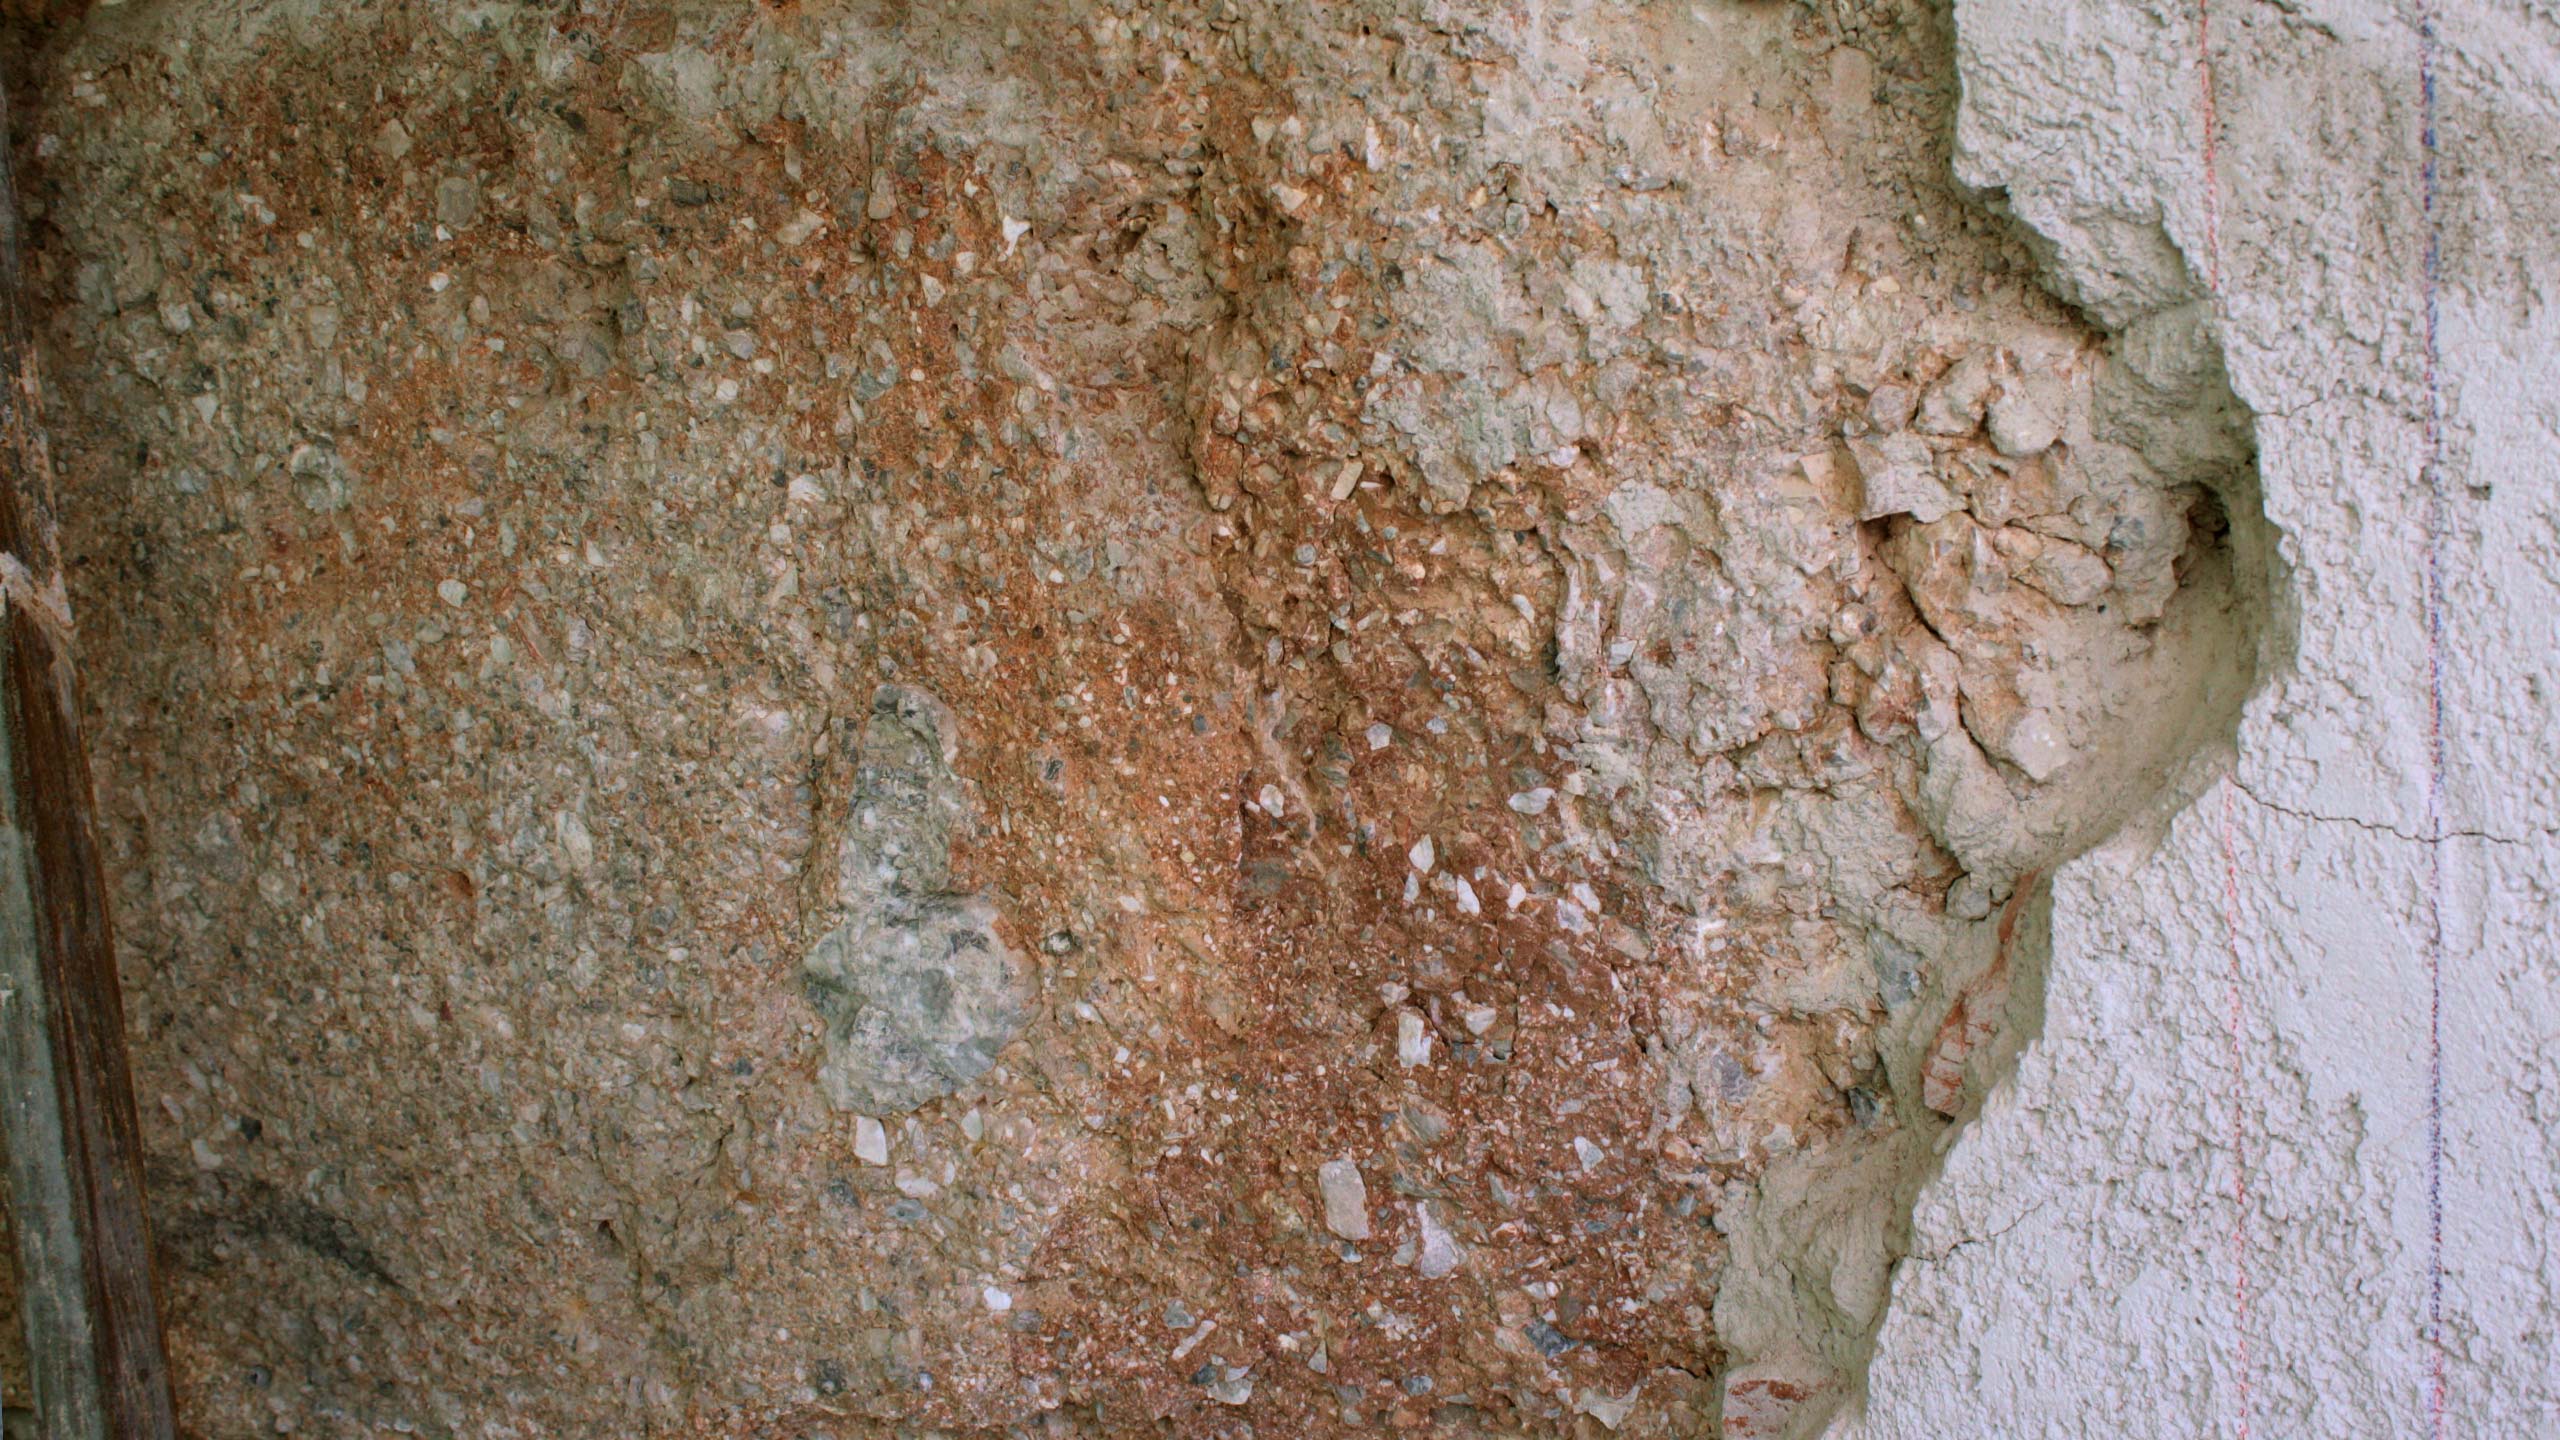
left=1709, top=3, right=2294, bottom=1432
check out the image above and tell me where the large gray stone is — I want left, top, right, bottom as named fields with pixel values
left=803, top=688, right=1030, bottom=1115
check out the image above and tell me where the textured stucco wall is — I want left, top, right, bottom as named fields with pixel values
left=1848, top=0, right=2560, bottom=1435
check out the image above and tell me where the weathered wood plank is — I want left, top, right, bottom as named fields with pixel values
left=0, top=76, right=177, bottom=1440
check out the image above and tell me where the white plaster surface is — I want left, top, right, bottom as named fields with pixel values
left=1846, top=0, right=2560, bottom=1434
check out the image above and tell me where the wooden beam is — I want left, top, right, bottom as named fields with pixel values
left=0, top=80, right=177, bottom=1438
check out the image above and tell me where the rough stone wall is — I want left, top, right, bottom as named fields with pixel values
left=1847, top=0, right=2560, bottom=1435
left=6, top=0, right=2528, bottom=1435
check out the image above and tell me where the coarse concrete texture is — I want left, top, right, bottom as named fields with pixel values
left=1842, top=0, right=2560, bottom=1436
left=0, top=0, right=2548, bottom=1434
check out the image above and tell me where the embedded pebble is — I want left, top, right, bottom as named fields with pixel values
left=1317, top=1158, right=1371, bottom=1241
left=853, top=1116, right=890, bottom=1167
left=1397, top=1010, right=1432, bottom=1068
left=1415, top=1201, right=1465, bottom=1279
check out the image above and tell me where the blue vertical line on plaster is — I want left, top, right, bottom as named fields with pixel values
left=2413, top=1, right=2450, bottom=1434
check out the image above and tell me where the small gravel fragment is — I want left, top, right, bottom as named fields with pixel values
left=1525, top=1319, right=1576, bottom=1356
left=1397, top=1010, right=1432, bottom=1068
left=434, top=174, right=480, bottom=230
left=1203, top=1365, right=1253, bottom=1405
left=1317, top=1158, right=1370, bottom=1240
left=1579, top=1384, right=1640, bottom=1430
left=853, top=1115, right=889, bottom=1166
left=1414, top=1201, right=1465, bottom=1279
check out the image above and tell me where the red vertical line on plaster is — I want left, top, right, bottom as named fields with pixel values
left=2195, top=5, right=2249, bottom=1434
left=2412, top=2, right=2451, bottom=1433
